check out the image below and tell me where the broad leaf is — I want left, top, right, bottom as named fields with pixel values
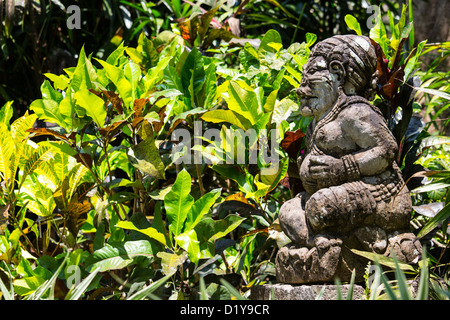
left=185, top=188, right=221, bottom=232
left=164, top=169, right=194, bottom=237
left=175, top=229, right=201, bottom=263
left=0, top=101, right=13, bottom=128
left=127, top=134, right=165, bottom=179
left=259, top=29, right=282, bottom=54
left=345, top=14, right=362, bottom=35
left=30, top=99, right=66, bottom=130
left=0, top=124, right=14, bottom=182
left=156, top=251, right=188, bottom=276
left=201, top=109, right=252, bottom=130
left=71, top=46, right=96, bottom=92
left=195, top=214, right=245, bottom=257
left=181, top=46, right=205, bottom=108
left=84, top=240, right=156, bottom=272
left=417, top=202, right=450, bottom=239
left=116, top=220, right=167, bottom=246
left=227, top=81, right=261, bottom=125
left=19, top=145, right=54, bottom=190
left=351, top=248, right=416, bottom=272
left=74, top=89, right=107, bottom=128
left=96, top=59, right=133, bottom=108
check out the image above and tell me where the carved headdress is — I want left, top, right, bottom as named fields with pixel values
left=310, top=35, right=378, bottom=100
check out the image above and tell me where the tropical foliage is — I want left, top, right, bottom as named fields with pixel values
left=0, top=1, right=449, bottom=300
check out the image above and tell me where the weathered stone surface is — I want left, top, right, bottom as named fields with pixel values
left=276, top=34, right=422, bottom=285
left=249, top=284, right=365, bottom=300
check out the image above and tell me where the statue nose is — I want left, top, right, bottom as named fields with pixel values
left=297, top=80, right=312, bottom=99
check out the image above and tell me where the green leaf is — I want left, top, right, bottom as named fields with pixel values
left=41, top=80, right=63, bottom=103
left=181, top=46, right=205, bottom=108
left=227, top=81, right=261, bottom=125
left=30, top=99, right=66, bottom=129
left=65, top=267, right=101, bottom=300
left=145, top=56, right=173, bottom=91
left=253, top=157, right=289, bottom=198
left=416, top=248, right=429, bottom=300
left=96, top=59, right=133, bottom=108
left=71, top=46, right=96, bottom=92
left=201, top=109, right=253, bottom=130
left=175, top=229, right=201, bottom=263
left=164, top=169, right=194, bottom=237
left=212, top=165, right=254, bottom=194
left=0, top=101, right=14, bottom=128
left=11, top=112, right=38, bottom=143
left=0, top=124, right=14, bottom=182
left=220, top=278, right=247, bottom=300
left=185, top=188, right=221, bottom=232
left=156, top=251, right=187, bottom=276
left=19, top=145, right=54, bottom=190
left=116, top=221, right=167, bottom=246
left=351, top=248, right=416, bottom=272
left=124, top=60, right=141, bottom=100
left=259, top=29, right=282, bottom=54
left=271, top=97, right=297, bottom=125
left=44, top=73, right=69, bottom=91
left=394, top=255, right=412, bottom=299
left=14, top=275, right=46, bottom=297
left=127, top=271, right=175, bottom=300
left=127, top=135, right=165, bottom=179
left=195, top=214, right=245, bottom=246
left=344, top=14, right=362, bottom=35
left=202, top=62, right=217, bottom=109
left=84, top=240, right=155, bottom=272
left=74, top=89, right=107, bottom=128
left=417, top=202, right=450, bottom=239
left=305, top=32, right=317, bottom=48
left=24, top=253, right=68, bottom=300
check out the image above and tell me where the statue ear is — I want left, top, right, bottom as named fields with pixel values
left=328, top=60, right=346, bottom=83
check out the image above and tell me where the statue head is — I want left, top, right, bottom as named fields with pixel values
left=297, top=35, right=378, bottom=119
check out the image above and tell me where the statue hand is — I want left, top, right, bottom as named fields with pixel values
left=309, top=155, right=344, bottom=183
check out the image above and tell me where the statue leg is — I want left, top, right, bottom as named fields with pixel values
left=305, top=182, right=376, bottom=233
left=278, top=191, right=311, bottom=247
left=277, top=191, right=344, bottom=284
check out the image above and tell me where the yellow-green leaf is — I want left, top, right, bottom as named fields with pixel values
left=116, top=221, right=167, bottom=246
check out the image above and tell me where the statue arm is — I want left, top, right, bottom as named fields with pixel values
left=341, top=104, right=398, bottom=177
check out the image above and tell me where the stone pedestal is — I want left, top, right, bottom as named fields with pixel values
left=250, top=283, right=365, bottom=300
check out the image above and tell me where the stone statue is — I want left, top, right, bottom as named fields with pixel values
left=276, top=35, right=422, bottom=284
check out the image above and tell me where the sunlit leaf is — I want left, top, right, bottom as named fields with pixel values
left=85, top=240, right=155, bottom=272
left=116, top=220, right=167, bottom=246
left=164, top=169, right=194, bottom=237
left=74, top=89, right=107, bottom=128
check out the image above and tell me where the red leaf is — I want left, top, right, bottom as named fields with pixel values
left=74, top=153, right=93, bottom=170
left=280, top=129, right=305, bottom=158
left=27, top=127, right=72, bottom=143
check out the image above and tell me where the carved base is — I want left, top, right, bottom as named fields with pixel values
left=275, top=232, right=422, bottom=285
left=249, top=283, right=365, bottom=300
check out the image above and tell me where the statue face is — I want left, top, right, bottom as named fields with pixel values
left=297, top=55, right=340, bottom=120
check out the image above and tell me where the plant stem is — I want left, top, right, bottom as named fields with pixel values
left=196, top=163, right=205, bottom=197
left=291, top=3, right=307, bottom=45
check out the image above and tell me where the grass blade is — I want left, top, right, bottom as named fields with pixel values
left=127, top=272, right=174, bottom=300
left=220, top=278, right=247, bottom=300
left=65, top=267, right=101, bottom=300
left=393, top=255, right=412, bottom=300
left=416, top=248, right=429, bottom=300
left=25, top=253, right=68, bottom=300
left=199, top=276, right=208, bottom=300
left=0, top=264, right=13, bottom=300
left=346, top=269, right=356, bottom=300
